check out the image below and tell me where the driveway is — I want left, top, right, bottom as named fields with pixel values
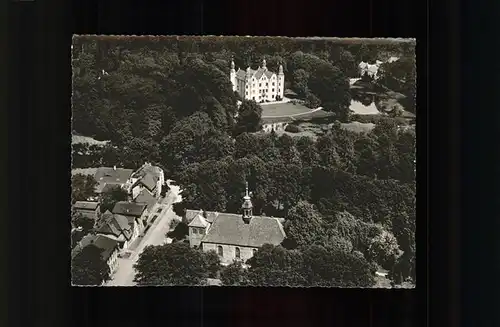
left=106, top=180, right=182, bottom=286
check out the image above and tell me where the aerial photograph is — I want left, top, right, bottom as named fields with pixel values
left=71, top=36, right=416, bottom=287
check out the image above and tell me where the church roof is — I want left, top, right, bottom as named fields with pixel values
left=201, top=213, right=286, bottom=247
left=185, top=209, right=218, bottom=223
left=188, top=214, right=209, bottom=228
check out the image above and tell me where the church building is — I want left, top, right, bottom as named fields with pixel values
left=187, top=183, right=286, bottom=265
left=230, top=59, right=285, bottom=103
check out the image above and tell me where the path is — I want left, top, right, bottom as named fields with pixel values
left=106, top=180, right=182, bottom=286
left=261, top=107, right=323, bottom=119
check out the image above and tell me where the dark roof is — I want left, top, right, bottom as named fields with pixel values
left=71, top=234, right=119, bottom=261
left=133, top=173, right=157, bottom=191
left=92, top=235, right=120, bottom=261
left=73, top=201, right=99, bottom=210
left=96, top=212, right=134, bottom=240
left=112, top=201, right=147, bottom=217
left=185, top=209, right=218, bottom=223
left=94, top=167, right=133, bottom=185
left=134, top=188, right=157, bottom=210
left=201, top=213, right=286, bottom=247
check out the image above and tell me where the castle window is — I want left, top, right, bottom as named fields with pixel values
left=252, top=249, right=257, bottom=255
left=235, top=247, right=241, bottom=259
left=266, top=83, right=268, bottom=86
left=259, top=83, right=261, bottom=87
left=218, top=246, right=223, bottom=257
left=272, top=88, right=274, bottom=92
left=272, top=82, right=275, bottom=86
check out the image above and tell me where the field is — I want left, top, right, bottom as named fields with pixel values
left=72, top=134, right=110, bottom=146
left=261, top=102, right=312, bottom=117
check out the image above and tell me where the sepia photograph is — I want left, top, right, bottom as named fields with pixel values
left=71, top=35, right=416, bottom=288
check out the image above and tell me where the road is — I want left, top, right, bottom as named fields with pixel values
left=261, top=107, right=323, bottom=119
left=106, top=180, right=182, bottom=287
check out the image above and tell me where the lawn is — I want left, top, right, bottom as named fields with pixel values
left=261, top=102, right=312, bottom=117
left=72, top=134, right=110, bottom=146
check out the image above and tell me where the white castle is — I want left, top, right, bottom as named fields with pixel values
left=230, top=59, right=285, bottom=103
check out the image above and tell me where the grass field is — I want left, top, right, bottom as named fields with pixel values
left=261, top=102, right=312, bottom=117
left=72, top=135, right=110, bottom=146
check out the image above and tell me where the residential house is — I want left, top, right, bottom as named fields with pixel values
left=94, top=166, right=134, bottom=194
left=72, top=201, right=100, bottom=221
left=71, top=234, right=121, bottom=277
left=95, top=210, right=140, bottom=250
left=112, top=201, right=148, bottom=232
left=230, top=59, right=285, bottom=103
left=129, top=162, right=165, bottom=200
left=187, top=183, right=286, bottom=265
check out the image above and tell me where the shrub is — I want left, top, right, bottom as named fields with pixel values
left=285, top=124, right=301, bottom=133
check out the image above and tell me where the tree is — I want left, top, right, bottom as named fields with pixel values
left=220, top=261, right=249, bottom=286
left=301, top=244, right=375, bottom=287
left=246, top=244, right=306, bottom=286
left=71, top=244, right=110, bottom=286
left=367, top=229, right=403, bottom=269
left=283, top=201, right=325, bottom=249
left=235, top=100, right=263, bottom=134
left=100, top=185, right=129, bottom=213
left=71, top=173, right=98, bottom=203
left=133, top=242, right=220, bottom=286
left=72, top=211, right=95, bottom=233
left=291, top=69, right=309, bottom=96
left=203, top=250, right=221, bottom=278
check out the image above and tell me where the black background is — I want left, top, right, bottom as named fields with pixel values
left=7, top=0, right=476, bottom=325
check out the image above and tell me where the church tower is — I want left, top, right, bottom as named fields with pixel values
left=230, top=59, right=237, bottom=92
left=242, top=182, right=253, bottom=224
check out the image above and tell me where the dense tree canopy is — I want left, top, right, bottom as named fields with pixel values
left=133, top=242, right=220, bottom=286
left=72, top=36, right=416, bottom=287
left=71, top=173, right=98, bottom=203
left=100, top=185, right=129, bottom=213
left=71, top=244, right=110, bottom=286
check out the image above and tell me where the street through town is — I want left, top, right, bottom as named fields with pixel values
left=106, top=180, right=182, bottom=286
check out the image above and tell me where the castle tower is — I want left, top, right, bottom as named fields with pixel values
left=242, top=181, right=253, bottom=224
left=230, top=59, right=237, bottom=92
left=278, top=64, right=285, bottom=99
left=262, top=58, right=267, bottom=71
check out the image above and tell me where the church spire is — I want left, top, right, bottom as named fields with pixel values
left=242, top=181, right=253, bottom=224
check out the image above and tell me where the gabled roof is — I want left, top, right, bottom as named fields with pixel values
left=134, top=188, right=157, bottom=210
left=73, top=201, right=99, bottom=210
left=133, top=173, right=156, bottom=191
left=71, top=234, right=119, bottom=261
left=112, top=201, right=147, bottom=217
left=201, top=212, right=286, bottom=247
left=235, top=68, right=276, bottom=81
left=185, top=209, right=218, bottom=223
left=188, top=214, right=209, bottom=228
left=96, top=211, right=134, bottom=240
left=94, top=167, right=133, bottom=185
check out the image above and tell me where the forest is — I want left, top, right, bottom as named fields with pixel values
left=72, top=36, right=416, bottom=286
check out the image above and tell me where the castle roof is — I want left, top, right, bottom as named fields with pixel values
left=201, top=213, right=286, bottom=248
left=235, top=67, right=275, bottom=81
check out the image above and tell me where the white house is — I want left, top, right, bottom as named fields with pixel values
left=230, top=59, right=285, bottom=103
